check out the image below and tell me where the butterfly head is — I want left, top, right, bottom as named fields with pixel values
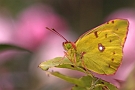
left=63, top=41, right=76, bottom=51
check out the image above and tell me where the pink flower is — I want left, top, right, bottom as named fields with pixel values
left=12, top=4, right=69, bottom=51
left=0, top=15, right=14, bottom=43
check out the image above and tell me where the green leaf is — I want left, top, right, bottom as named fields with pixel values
left=0, top=44, right=31, bottom=53
left=52, top=71, right=82, bottom=85
left=49, top=71, right=118, bottom=90
left=39, top=57, right=72, bottom=70
left=39, top=57, right=87, bottom=73
left=39, top=57, right=118, bottom=90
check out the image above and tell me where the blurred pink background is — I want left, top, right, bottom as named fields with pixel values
left=0, top=1, right=135, bottom=90
left=0, top=3, right=75, bottom=90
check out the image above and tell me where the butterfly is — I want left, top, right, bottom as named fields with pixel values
left=46, top=19, right=129, bottom=75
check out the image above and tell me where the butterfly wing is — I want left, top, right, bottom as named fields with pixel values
left=75, top=19, right=129, bottom=75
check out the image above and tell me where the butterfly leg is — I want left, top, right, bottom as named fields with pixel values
left=63, top=51, right=76, bottom=64
left=52, top=51, right=67, bottom=65
left=73, top=53, right=77, bottom=66
left=64, top=51, right=72, bottom=62
left=64, top=51, right=77, bottom=65
left=80, top=52, right=88, bottom=71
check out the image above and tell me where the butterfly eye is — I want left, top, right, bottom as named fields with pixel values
left=63, top=42, right=72, bottom=51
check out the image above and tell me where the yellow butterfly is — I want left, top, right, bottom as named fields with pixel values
left=46, top=19, right=129, bottom=75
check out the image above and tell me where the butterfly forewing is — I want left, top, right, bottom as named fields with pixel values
left=75, top=19, right=128, bottom=75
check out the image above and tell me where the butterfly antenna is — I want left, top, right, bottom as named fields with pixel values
left=46, top=27, right=68, bottom=42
